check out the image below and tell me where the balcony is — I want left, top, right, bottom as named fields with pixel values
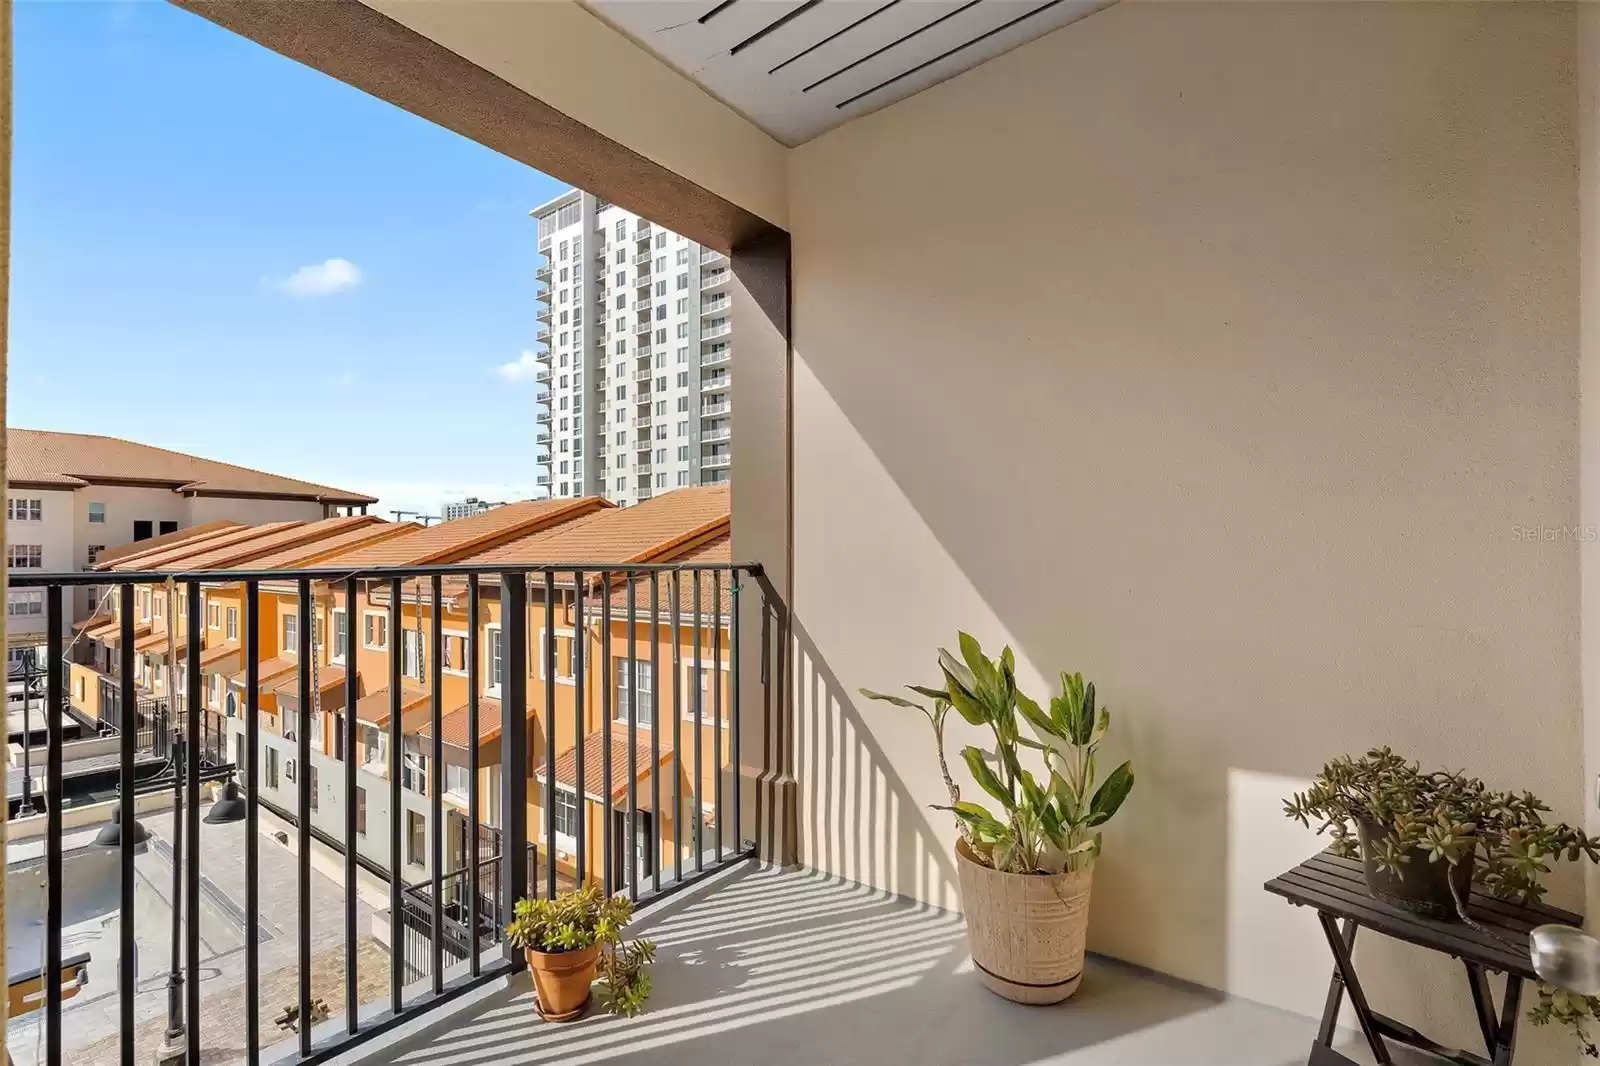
left=702, top=323, right=732, bottom=340
left=634, top=252, right=653, bottom=267
left=635, top=320, right=654, bottom=336
left=535, top=265, right=551, bottom=283
left=635, top=273, right=653, bottom=289
left=701, top=402, right=731, bottom=417
left=700, top=269, right=729, bottom=291
left=701, top=296, right=729, bottom=315
left=703, top=427, right=731, bottom=442
left=700, top=248, right=724, bottom=264
left=701, top=375, right=731, bottom=393
left=536, top=306, right=551, bottom=323
left=632, top=368, right=652, bottom=382
left=534, top=472, right=550, bottom=486
left=534, top=368, right=551, bottom=384
left=701, top=349, right=731, bottom=367
left=701, top=452, right=732, bottom=469
left=535, top=328, right=550, bottom=343
left=632, top=414, right=654, bottom=429
left=635, top=223, right=652, bottom=242
left=536, top=409, right=553, bottom=424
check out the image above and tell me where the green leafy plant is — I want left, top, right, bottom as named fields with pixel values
left=1285, top=747, right=1600, bottom=1055
left=862, top=632, right=1133, bottom=874
left=505, top=886, right=657, bottom=1017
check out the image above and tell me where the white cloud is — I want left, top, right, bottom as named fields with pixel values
left=495, top=351, right=542, bottom=382
left=273, top=258, right=362, bottom=297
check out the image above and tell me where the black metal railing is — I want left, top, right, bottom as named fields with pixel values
left=9, top=559, right=775, bottom=1066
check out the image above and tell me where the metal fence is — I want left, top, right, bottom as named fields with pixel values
left=10, top=558, right=776, bottom=1066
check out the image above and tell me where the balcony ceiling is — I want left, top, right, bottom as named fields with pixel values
left=581, top=0, right=1114, bottom=146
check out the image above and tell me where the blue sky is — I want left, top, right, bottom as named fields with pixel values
left=11, top=0, right=563, bottom=518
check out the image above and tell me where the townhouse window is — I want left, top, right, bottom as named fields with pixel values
left=364, top=613, right=388, bottom=649
left=677, top=420, right=688, bottom=437
left=404, top=752, right=429, bottom=796
left=7, top=545, right=42, bottom=568
left=309, top=764, right=319, bottom=812
left=153, top=595, right=164, bottom=619
left=363, top=724, right=387, bottom=768
left=227, top=607, right=239, bottom=641
left=208, top=603, right=220, bottom=628
left=7, top=498, right=41, bottom=521
left=283, top=613, right=299, bottom=655
left=401, top=628, right=423, bottom=680
left=539, top=630, right=574, bottom=681
left=407, top=811, right=426, bottom=866
left=87, top=502, right=106, bottom=524
left=86, top=544, right=105, bottom=564
left=551, top=787, right=579, bottom=839
left=616, top=659, right=654, bottom=725
left=486, top=626, right=504, bottom=694
left=160, top=521, right=178, bottom=536
left=265, top=747, right=280, bottom=789
left=331, top=610, right=347, bottom=663
left=447, top=762, right=469, bottom=797
left=443, top=633, right=467, bottom=673
left=356, top=786, right=368, bottom=836
left=7, top=591, right=43, bottom=617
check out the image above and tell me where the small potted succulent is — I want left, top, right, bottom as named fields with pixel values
left=504, top=885, right=657, bottom=1021
left=863, top=634, right=1133, bottom=1004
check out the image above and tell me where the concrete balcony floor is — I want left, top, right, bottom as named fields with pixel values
left=339, top=864, right=1355, bottom=1066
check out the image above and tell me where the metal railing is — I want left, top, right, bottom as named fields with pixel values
left=701, top=270, right=729, bottom=290
left=701, top=402, right=731, bottom=417
left=701, top=349, right=731, bottom=367
left=11, top=557, right=777, bottom=1066
left=703, top=323, right=732, bottom=340
left=702, top=375, right=732, bottom=392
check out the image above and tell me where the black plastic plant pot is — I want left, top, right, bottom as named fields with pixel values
left=1355, top=818, right=1474, bottom=920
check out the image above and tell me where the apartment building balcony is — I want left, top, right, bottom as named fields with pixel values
left=701, top=349, right=731, bottom=368
left=700, top=402, right=731, bottom=418
left=536, top=306, right=551, bottom=323
left=635, top=222, right=652, bottom=242
left=534, top=368, right=551, bottom=384
left=534, top=265, right=551, bottom=283
left=700, top=248, right=725, bottom=264
left=633, top=252, right=653, bottom=267
left=535, top=409, right=552, bottom=425
left=632, top=414, right=655, bottom=429
left=634, top=320, right=654, bottom=336
left=700, top=269, right=729, bottom=291
left=632, top=368, right=653, bottom=382
left=701, top=295, right=729, bottom=315
left=701, top=452, right=732, bottom=469
left=635, top=273, right=652, bottom=290
left=701, top=375, right=731, bottom=393
left=535, top=328, right=550, bottom=343
left=534, top=472, right=551, bottom=486
left=702, top=427, right=731, bottom=442
left=702, top=323, right=732, bottom=340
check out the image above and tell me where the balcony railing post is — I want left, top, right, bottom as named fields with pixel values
left=500, top=572, right=529, bottom=966
left=245, top=580, right=262, bottom=1064
left=119, top=583, right=137, bottom=1066
left=296, top=577, right=313, bottom=1058
left=45, top=585, right=64, bottom=1064
left=388, top=577, right=404, bottom=1013
left=185, top=580, right=203, bottom=1064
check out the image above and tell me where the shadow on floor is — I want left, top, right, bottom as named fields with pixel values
left=348, top=862, right=1347, bottom=1066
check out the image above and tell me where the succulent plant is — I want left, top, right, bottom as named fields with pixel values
left=505, top=885, right=657, bottom=1016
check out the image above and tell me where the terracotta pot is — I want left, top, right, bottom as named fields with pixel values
left=526, top=943, right=601, bottom=1021
left=954, top=839, right=1093, bottom=1005
left=1355, top=817, right=1474, bottom=920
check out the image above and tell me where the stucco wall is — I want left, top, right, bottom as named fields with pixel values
left=787, top=1, right=1580, bottom=1053
left=184, top=494, right=327, bottom=527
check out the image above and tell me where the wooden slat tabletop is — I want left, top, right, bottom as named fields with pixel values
left=1264, top=850, right=1582, bottom=981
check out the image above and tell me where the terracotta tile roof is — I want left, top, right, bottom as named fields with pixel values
left=7, top=428, right=375, bottom=502
left=98, top=522, right=304, bottom=572
left=133, top=630, right=187, bottom=655
left=161, top=516, right=387, bottom=570
left=606, top=534, right=735, bottom=617
left=270, top=662, right=347, bottom=695
left=93, top=522, right=241, bottom=567
left=316, top=498, right=608, bottom=569
left=465, top=486, right=731, bottom=569
left=416, top=698, right=503, bottom=749
left=199, top=642, right=239, bottom=667
left=353, top=684, right=429, bottom=726
left=229, top=654, right=297, bottom=689
left=236, top=520, right=420, bottom=570
left=536, top=730, right=667, bottom=806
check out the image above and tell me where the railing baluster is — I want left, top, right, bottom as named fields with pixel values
left=650, top=572, right=661, bottom=895
left=626, top=572, right=638, bottom=901
left=500, top=573, right=529, bottom=965
left=45, top=585, right=64, bottom=1065
left=119, top=583, right=137, bottom=1066
left=713, top=570, right=723, bottom=863
left=430, top=574, right=444, bottom=993
left=671, top=571, right=682, bottom=884
left=388, top=576, right=404, bottom=1013
left=730, top=569, right=742, bottom=855
left=573, top=570, right=586, bottom=886
left=297, top=578, right=313, bottom=1057
left=601, top=570, right=614, bottom=896
left=342, top=576, right=359, bottom=1032
left=758, top=594, right=771, bottom=852
left=186, top=580, right=202, bottom=1066
left=692, top=569, right=703, bottom=875
left=468, top=574, right=482, bottom=974
left=245, top=580, right=261, bottom=1064
left=543, top=572, right=556, bottom=901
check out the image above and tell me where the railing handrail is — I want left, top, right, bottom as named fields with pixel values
left=14, top=560, right=763, bottom=587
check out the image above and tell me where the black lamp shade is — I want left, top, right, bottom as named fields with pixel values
left=205, top=779, right=248, bottom=824
left=94, top=806, right=151, bottom=852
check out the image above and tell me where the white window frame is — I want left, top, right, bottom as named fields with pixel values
left=331, top=608, right=348, bottom=665
left=549, top=785, right=580, bottom=850
left=87, top=501, right=106, bottom=524
left=616, top=657, right=654, bottom=726
left=446, top=761, right=470, bottom=800
left=401, top=627, right=423, bottom=681
left=282, top=612, right=299, bottom=657
left=362, top=610, right=388, bottom=650
left=536, top=627, right=575, bottom=685
left=207, top=603, right=221, bottom=630
left=226, top=606, right=238, bottom=641
left=485, top=624, right=505, bottom=697
left=442, top=628, right=469, bottom=677
left=681, top=656, right=729, bottom=721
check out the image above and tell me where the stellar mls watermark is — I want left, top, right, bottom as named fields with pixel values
left=1513, top=525, right=1600, bottom=542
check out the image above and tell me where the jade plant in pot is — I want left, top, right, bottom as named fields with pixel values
left=863, top=634, right=1133, bottom=1005
left=1285, top=747, right=1600, bottom=1054
left=504, top=885, right=657, bottom=1022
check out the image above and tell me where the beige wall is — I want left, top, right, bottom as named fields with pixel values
left=787, top=1, right=1579, bottom=1055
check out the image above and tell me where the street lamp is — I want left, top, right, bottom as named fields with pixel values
left=91, top=806, right=150, bottom=852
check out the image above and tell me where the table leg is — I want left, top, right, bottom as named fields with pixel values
left=1317, top=911, right=1393, bottom=1065
left=1317, top=918, right=1358, bottom=1047
left=1463, top=962, right=1497, bottom=1055
left=1491, top=976, right=1522, bottom=1066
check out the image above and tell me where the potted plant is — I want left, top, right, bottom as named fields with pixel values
left=863, top=634, right=1133, bottom=1004
left=1285, top=748, right=1600, bottom=1055
left=504, top=885, right=657, bottom=1021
